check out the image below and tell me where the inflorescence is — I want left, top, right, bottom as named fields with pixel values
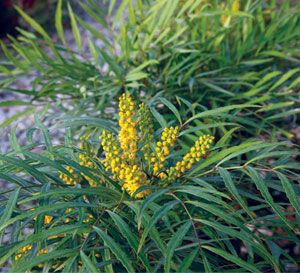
left=98, top=93, right=214, bottom=198
left=58, top=93, right=214, bottom=199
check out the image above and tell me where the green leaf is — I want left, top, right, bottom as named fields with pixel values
left=176, top=247, right=198, bottom=273
left=11, top=249, right=76, bottom=273
left=269, top=68, right=300, bottom=92
left=0, top=203, right=94, bottom=234
left=15, top=6, right=51, bottom=41
left=79, top=2, right=108, bottom=28
left=55, top=0, right=65, bottom=44
left=0, top=224, right=87, bottom=265
left=108, top=211, right=153, bottom=273
left=126, top=72, right=148, bottom=82
left=138, top=200, right=179, bottom=252
left=165, top=221, right=191, bottom=273
left=218, top=167, right=253, bottom=219
left=35, top=115, right=53, bottom=154
left=137, top=189, right=168, bottom=229
left=93, top=226, right=135, bottom=273
left=246, top=167, right=294, bottom=230
left=80, top=251, right=100, bottom=273
left=0, top=100, right=31, bottom=107
left=150, top=107, right=168, bottom=128
left=202, top=245, right=261, bottom=273
left=0, top=188, right=20, bottom=229
left=68, top=3, right=82, bottom=52
left=277, top=172, right=300, bottom=215
left=185, top=104, right=258, bottom=124
left=191, top=141, right=263, bottom=174
left=103, top=242, right=114, bottom=273
left=159, top=97, right=182, bottom=124
left=130, top=60, right=159, bottom=74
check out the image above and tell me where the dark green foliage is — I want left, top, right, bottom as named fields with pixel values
left=0, top=0, right=299, bottom=272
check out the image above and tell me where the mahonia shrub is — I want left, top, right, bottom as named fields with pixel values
left=0, top=98, right=299, bottom=272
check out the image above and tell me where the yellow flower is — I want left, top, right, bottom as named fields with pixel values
left=164, top=134, right=214, bottom=182
left=119, top=93, right=138, bottom=163
left=151, top=126, right=179, bottom=176
left=100, top=130, right=122, bottom=177
left=32, top=208, right=53, bottom=225
left=15, top=244, right=32, bottom=261
left=59, top=166, right=82, bottom=185
left=44, top=215, right=53, bottom=225
left=37, top=249, right=48, bottom=255
left=120, top=164, right=150, bottom=198
left=99, top=93, right=215, bottom=195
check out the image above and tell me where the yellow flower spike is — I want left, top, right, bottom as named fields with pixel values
left=78, top=137, right=99, bottom=186
left=100, top=130, right=122, bottom=177
left=119, top=93, right=138, bottom=163
left=151, top=126, right=179, bottom=176
left=59, top=166, right=82, bottom=186
left=120, top=164, right=150, bottom=198
left=163, top=134, right=214, bottom=183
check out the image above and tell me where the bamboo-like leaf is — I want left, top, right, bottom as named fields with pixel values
left=0, top=188, right=20, bottom=229
left=93, top=226, right=135, bottom=273
left=202, top=245, right=261, bottom=273
left=80, top=251, right=100, bottom=273
left=218, top=167, right=253, bottom=219
left=15, top=6, right=51, bottom=41
left=159, top=97, right=182, bottom=124
left=138, top=200, right=179, bottom=252
left=277, top=172, right=300, bottom=215
left=175, top=247, right=198, bottom=273
left=164, top=221, right=191, bottom=273
left=108, top=211, right=153, bottom=273
left=68, top=3, right=82, bottom=52
left=185, top=104, right=258, bottom=125
left=246, top=167, right=294, bottom=230
left=11, top=250, right=76, bottom=273
left=55, top=0, right=65, bottom=44
left=269, top=68, right=300, bottom=92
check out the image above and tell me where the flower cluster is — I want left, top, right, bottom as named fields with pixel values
left=15, top=244, right=48, bottom=263
left=100, top=130, right=122, bottom=175
left=79, top=153, right=97, bottom=187
left=59, top=137, right=98, bottom=187
left=100, top=129, right=150, bottom=198
left=163, top=134, right=215, bottom=183
left=58, top=93, right=214, bottom=199
left=119, top=164, right=150, bottom=198
left=98, top=93, right=214, bottom=198
left=119, top=93, right=138, bottom=163
left=151, top=126, right=179, bottom=176
left=15, top=245, right=32, bottom=261
left=59, top=165, right=82, bottom=185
